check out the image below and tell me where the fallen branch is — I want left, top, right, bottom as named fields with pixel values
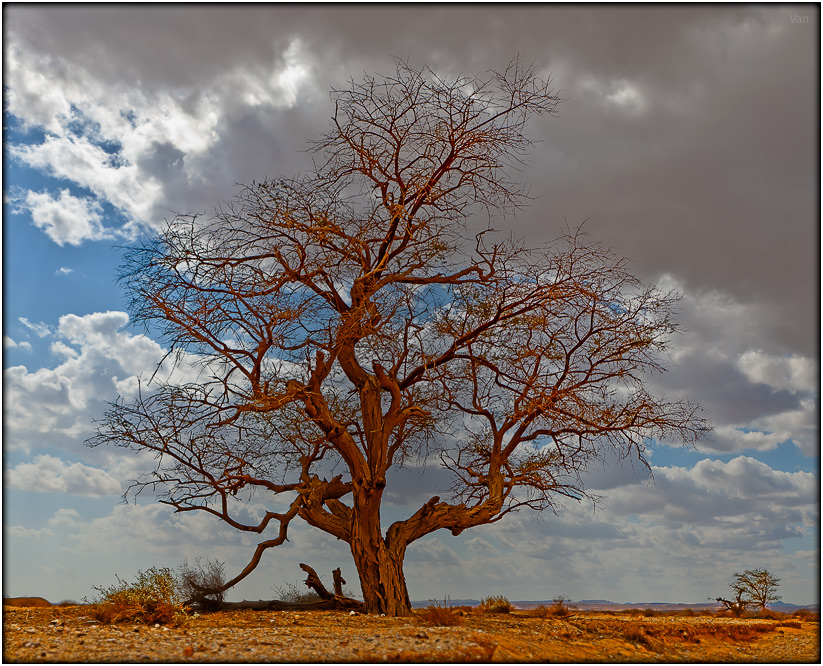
left=218, top=597, right=365, bottom=612
left=300, top=563, right=333, bottom=600
left=189, top=563, right=366, bottom=613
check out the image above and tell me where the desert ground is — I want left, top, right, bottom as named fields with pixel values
left=3, top=603, right=819, bottom=663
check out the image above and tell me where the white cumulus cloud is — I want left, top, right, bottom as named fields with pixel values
left=4, top=525, right=55, bottom=539
left=4, top=454, right=123, bottom=496
left=5, top=34, right=316, bottom=241
left=737, top=349, right=818, bottom=395
left=3, top=311, right=165, bottom=450
left=17, top=188, right=111, bottom=246
left=4, top=335, right=32, bottom=351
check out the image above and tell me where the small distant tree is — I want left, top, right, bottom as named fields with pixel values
left=715, top=568, right=781, bottom=614
left=733, top=569, right=781, bottom=611
left=89, top=57, right=709, bottom=616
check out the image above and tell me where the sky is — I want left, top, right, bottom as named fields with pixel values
left=2, top=5, right=819, bottom=606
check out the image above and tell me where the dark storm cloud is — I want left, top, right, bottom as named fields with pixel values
left=655, top=349, right=800, bottom=424
left=9, top=4, right=815, bottom=357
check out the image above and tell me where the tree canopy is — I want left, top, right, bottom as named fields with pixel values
left=90, top=58, right=709, bottom=615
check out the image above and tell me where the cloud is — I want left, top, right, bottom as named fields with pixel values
left=737, top=349, right=818, bottom=395
left=1, top=495, right=358, bottom=603
left=4, top=525, right=54, bottom=539
left=10, top=136, right=161, bottom=234
left=407, top=537, right=462, bottom=568
left=3, top=311, right=165, bottom=450
left=4, top=454, right=123, bottom=496
left=18, top=317, right=53, bottom=338
left=607, top=456, right=818, bottom=532
left=48, top=508, right=83, bottom=527
left=55, top=266, right=74, bottom=276
left=4, top=335, right=32, bottom=351
left=464, top=536, right=501, bottom=558
left=648, top=275, right=819, bottom=457
left=60, top=503, right=243, bottom=556
left=579, top=76, right=649, bottom=116
left=5, top=26, right=319, bottom=240
left=14, top=188, right=113, bottom=246
left=453, top=454, right=819, bottom=604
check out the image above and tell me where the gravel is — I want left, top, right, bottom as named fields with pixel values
left=3, top=605, right=819, bottom=663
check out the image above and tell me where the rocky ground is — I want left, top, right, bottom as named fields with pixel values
left=3, top=604, right=819, bottom=663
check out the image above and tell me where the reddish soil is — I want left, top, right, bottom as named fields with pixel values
left=3, top=605, right=819, bottom=663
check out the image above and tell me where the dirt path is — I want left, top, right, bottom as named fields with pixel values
left=3, top=606, right=819, bottom=663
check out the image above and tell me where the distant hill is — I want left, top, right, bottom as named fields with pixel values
left=411, top=599, right=479, bottom=609
left=771, top=601, right=820, bottom=611
left=411, top=598, right=819, bottom=611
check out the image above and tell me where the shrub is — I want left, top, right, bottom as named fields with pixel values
left=792, top=609, right=819, bottom=622
left=87, top=567, right=188, bottom=626
left=729, top=623, right=774, bottom=641
left=272, top=578, right=358, bottom=604
left=777, top=621, right=803, bottom=629
left=478, top=595, right=513, bottom=614
left=272, top=581, right=322, bottom=604
left=752, top=608, right=785, bottom=620
left=539, top=596, right=575, bottom=618
left=417, top=598, right=463, bottom=626
left=177, top=557, right=226, bottom=609
left=622, top=625, right=654, bottom=648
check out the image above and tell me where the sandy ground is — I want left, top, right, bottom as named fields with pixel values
left=3, top=604, right=820, bottom=663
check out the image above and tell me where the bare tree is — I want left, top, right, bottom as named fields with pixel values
left=89, top=58, right=709, bottom=616
left=733, top=569, right=781, bottom=611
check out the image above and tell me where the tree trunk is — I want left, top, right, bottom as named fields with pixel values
left=351, top=537, right=411, bottom=616
left=349, top=488, right=412, bottom=616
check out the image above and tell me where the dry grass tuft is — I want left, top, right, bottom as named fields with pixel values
left=534, top=596, right=576, bottom=618
left=621, top=624, right=656, bottom=648
left=582, top=618, right=778, bottom=648
left=417, top=599, right=463, bottom=626
left=792, top=609, right=819, bottom=622
left=478, top=595, right=513, bottom=614
left=87, top=567, right=189, bottom=627
left=778, top=621, right=803, bottom=630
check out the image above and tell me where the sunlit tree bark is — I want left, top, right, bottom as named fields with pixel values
left=90, top=58, right=709, bottom=616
